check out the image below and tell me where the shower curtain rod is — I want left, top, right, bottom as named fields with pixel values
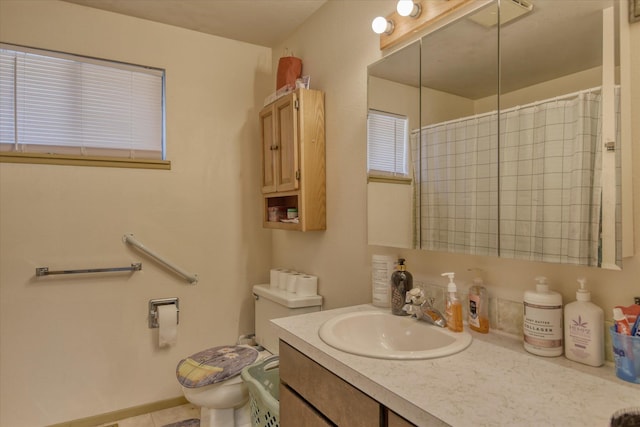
left=123, top=233, right=199, bottom=284
left=414, top=85, right=607, bottom=133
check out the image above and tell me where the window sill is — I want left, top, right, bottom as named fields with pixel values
left=367, top=175, right=412, bottom=185
left=0, top=152, right=171, bottom=170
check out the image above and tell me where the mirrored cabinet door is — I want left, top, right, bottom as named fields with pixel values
left=498, top=0, right=621, bottom=268
left=419, top=1, right=499, bottom=256
left=367, top=41, right=421, bottom=248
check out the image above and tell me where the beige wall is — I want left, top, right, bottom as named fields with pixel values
left=273, top=2, right=640, bottom=321
left=0, top=1, right=272, bottom=426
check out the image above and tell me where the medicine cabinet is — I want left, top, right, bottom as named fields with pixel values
left=367, top=0, right=633, bottom=269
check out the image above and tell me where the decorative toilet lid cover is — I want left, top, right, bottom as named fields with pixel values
left=176, top=345, right=259, bottom=388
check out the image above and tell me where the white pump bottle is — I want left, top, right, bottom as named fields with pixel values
left=523, top=276, right=563, bottom=357
left=563, top=278, right=604, bottom=366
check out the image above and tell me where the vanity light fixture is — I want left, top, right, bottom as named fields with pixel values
left=372, top=16, right=395, bottom=35
left=397, top=0, right=422, bottom=18
left=375, top=0, right=473, bottom=50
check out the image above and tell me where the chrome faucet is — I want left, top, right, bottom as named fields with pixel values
left=402, top=288, right=447, bottom=328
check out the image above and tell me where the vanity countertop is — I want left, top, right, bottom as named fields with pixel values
left=271, top=304, right=639, bottom=426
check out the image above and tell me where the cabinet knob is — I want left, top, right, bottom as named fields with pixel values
left=270, top=145, right=279, bottom=151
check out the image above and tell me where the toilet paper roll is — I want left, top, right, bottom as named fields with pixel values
left=158, top=304, right=177, bottom=347
left=270, top=268, right=284, bottom=289
left=286, top=272, right=302, bottom=293
left=296, top=275, right=318, bottom=296
left=278, top=270, right=293, bottom=290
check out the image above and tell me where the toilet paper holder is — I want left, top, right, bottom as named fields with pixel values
left=149, top=298, right=179, bottom=328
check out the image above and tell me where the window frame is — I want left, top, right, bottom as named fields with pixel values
left=0, top=43, right=170, bottom=170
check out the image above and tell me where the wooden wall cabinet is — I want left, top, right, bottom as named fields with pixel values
left=279, top=341, right=417, bottom=427
left=259, top=89, right=326, bottom=231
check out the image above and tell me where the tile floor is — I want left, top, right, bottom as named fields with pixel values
left=97, top=403, right=200, bottom=427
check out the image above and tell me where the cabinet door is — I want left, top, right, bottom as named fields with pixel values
left=280, top=341, right=381, bottom=426
left=280, top=384, right=333, bottom=427
left=260, top=105, right=277, bottom=193
left=387, top=409, right=417, bottom=427
left=274, top=94, right=299, bottom=192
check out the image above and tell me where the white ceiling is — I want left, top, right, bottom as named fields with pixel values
left=62, top=0, right=327, bottom=47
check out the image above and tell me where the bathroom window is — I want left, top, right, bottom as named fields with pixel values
left=367, top=109, right=409, bottom=178
left=0, top=43, right=169, bottom=169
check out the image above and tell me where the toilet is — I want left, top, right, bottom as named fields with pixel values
left=176, top=283, right=322, bottom=427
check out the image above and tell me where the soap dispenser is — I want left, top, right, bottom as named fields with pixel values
left=564, top=278, right=604, bottom=366
left=391, top=259, right=413, bottom=315
left=468, top=278, right=489, bottom=333
left=442, top=272, right=463, bottom=332
left=523, top=276, right=563, bottom=357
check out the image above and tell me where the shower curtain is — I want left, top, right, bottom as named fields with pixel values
left=499, top=90, right=602, bottom=265
left=416, top=87, right=617, bottom=266
left=416, top=111, right=499, bottom=256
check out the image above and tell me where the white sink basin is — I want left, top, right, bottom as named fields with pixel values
left=318, top=310, right=472, bottom=360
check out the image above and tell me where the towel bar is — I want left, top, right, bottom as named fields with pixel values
left=36, top=263, right=142, bottom=277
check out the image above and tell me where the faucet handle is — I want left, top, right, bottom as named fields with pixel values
left=407, top=287, right=425, bottom=304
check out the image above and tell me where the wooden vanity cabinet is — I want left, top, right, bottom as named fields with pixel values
left=279, top=341, right=417, bottom=427
left=259, top=89, right=326, bottom=231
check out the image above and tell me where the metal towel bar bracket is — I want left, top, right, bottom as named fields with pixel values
left=36, top=263, right=142, bottom=277
left=123, top=233, right=198, bottom=284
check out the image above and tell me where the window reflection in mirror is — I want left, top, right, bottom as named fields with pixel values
left=367, top=41, right=420, bottom=249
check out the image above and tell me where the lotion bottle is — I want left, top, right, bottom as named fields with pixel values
left=564, top=278, right=604, bottom=366
left=523, top=276, right=563, bottom=357
left=442, top=272, right=463, bottom=332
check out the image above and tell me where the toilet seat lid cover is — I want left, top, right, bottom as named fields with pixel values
left=176, top=345, right=259, bottom=388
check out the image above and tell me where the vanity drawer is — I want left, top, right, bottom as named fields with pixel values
left=387, top=409, right=417, bottom=427
left=279, top=340, right=381, bottom=426
left=280, top=384, right=333, bottom=427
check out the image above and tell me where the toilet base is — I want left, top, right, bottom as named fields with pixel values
left=198, top=401, right=251, bottom=427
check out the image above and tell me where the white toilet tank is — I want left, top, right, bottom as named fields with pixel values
left=253, top=284, right=322, bottom=354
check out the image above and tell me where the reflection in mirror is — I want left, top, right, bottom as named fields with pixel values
left=366, top=0, right=630, bottom=269
left=418, top=1, right=499, bottom=256
left=367, top=41, right=420, bottom=248
left=498, top=0, right=621, bottom=268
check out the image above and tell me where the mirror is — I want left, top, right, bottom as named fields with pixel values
left=367, top=0, right=627, bottom=269
left=367, top=41, right=420, bottom=249
left=418, top=1, right=499, bottom=256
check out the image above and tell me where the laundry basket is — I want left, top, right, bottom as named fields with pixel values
left=241, top=355, right=280, bottom=427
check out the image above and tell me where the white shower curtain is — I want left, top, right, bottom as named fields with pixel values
left=416, top=88, right=614, bottom=266
left=499, top=91, right=602, bottom=265
left=417, top=113, right=499, bottom=256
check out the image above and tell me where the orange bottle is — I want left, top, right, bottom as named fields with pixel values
left=468, top=278, right=489, bottom=333
left=442, top=272, right=463, bottom=332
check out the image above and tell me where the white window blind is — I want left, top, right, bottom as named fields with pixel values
left=0, top=44, right=165, bottom=160
left=367, top=109, right=408, bottom=177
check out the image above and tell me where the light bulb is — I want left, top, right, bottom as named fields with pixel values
left=372, top=16, right=393, bottom=35
left=396, top=0, right=421, bottom=18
